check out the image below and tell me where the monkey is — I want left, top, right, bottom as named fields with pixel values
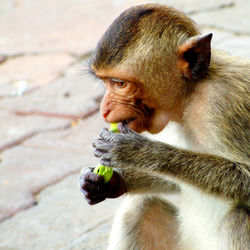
left=79, top=4, right=250, bottom=250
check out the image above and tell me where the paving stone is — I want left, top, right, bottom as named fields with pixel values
left=0, top=54, right=74, bottom=97
left=0, top=173, right=123, bottom=250
left=0, top=0, right=234, bottom=56
left=0, top=113, right=106, bottom=222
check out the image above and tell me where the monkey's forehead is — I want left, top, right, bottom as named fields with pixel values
left=92, top=4, right=200, bottom=71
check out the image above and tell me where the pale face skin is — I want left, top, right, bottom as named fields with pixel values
left=93, top=68, right=172, bottom=134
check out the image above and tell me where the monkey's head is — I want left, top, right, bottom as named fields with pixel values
left=90, top=4, right=212, bottom=134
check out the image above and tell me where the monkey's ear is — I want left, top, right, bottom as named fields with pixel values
left=177, top=33, right=212, bottom=80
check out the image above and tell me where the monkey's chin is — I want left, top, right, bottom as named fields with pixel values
left=146, top=126, right=167, bottom=134
left=125, top=118, right=169, bottom=134
left=146, top=112, right=170, bottom=134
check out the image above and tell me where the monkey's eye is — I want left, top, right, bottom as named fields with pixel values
left=109, top=78, right=127, bottom=88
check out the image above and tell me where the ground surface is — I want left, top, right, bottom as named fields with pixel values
left=0, top=0, right=249, bottom=249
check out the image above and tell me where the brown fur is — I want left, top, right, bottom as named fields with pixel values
left=81, top=4, right=250, bottom=250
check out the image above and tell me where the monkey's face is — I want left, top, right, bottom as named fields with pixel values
left=89, top=4, right=210, bottom=134
left=95, top=70, right=170, bottom=134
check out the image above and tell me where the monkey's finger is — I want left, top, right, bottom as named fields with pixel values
left=87, top=196, right=106, bottom=205
left=81, top=188, right=107, bottom=200
left=92, top=138, right=110, bottom=151
left=119, top=122, right=130, bottom=133
left=80, top=179, right=106, bottom=193
left=94, top=149, right=107, bottom=158
left=79, top=168, right=101, bottom=187
left=99, top=128, right=115, bottom=141
left=100, top=158, right=112, bottom=167
left=120, top=122, right=139, bottom=135
left=82, top=169, right=105, bottom=183
left=80, top=167, right=94, bottom=176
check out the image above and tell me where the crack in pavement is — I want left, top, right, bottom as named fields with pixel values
left=14, top=110, right=87, bottom=120
left=0, top=50, right=92, bottom=65
left=0, top=105, right=100, bottom=154
left=187, top=2, right=235, bottom=15
left=61, top=217, right=111, bottom=250
left=200, top=25, right=250, bottom=36
left=0, top=169, right=83, bottom=223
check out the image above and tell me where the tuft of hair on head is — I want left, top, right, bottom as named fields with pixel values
left=92, top=4, right=201, bottom=72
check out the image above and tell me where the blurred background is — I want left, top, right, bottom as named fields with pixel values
left=0, top=0, right=249, bottom=249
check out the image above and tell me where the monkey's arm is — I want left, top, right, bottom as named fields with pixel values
left=119, top=168, right=179, bottom=194
left=79, top=167, right=179, bottom=205
left=93, top=126, right=250, bottom=205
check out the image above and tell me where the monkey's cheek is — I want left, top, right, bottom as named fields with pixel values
left=147, top=115, right=170, bottom=134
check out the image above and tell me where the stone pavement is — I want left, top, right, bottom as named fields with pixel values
left=0, top=0, right=249, bottom=249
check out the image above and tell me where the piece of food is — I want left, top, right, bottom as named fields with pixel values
left=93, top=164, right=113, bottom=183
left=109, top=122, right=119, bottom=133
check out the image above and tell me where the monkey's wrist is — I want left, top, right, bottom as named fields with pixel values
left=107, top=170, right=127, bottom=198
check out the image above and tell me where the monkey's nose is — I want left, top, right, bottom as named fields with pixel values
left=103, top=111, right=110, bottom=119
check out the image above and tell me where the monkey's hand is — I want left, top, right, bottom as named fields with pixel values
left=93, top=124, right=152, bottom=169
left=79, top=167, right=127, bottom=205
